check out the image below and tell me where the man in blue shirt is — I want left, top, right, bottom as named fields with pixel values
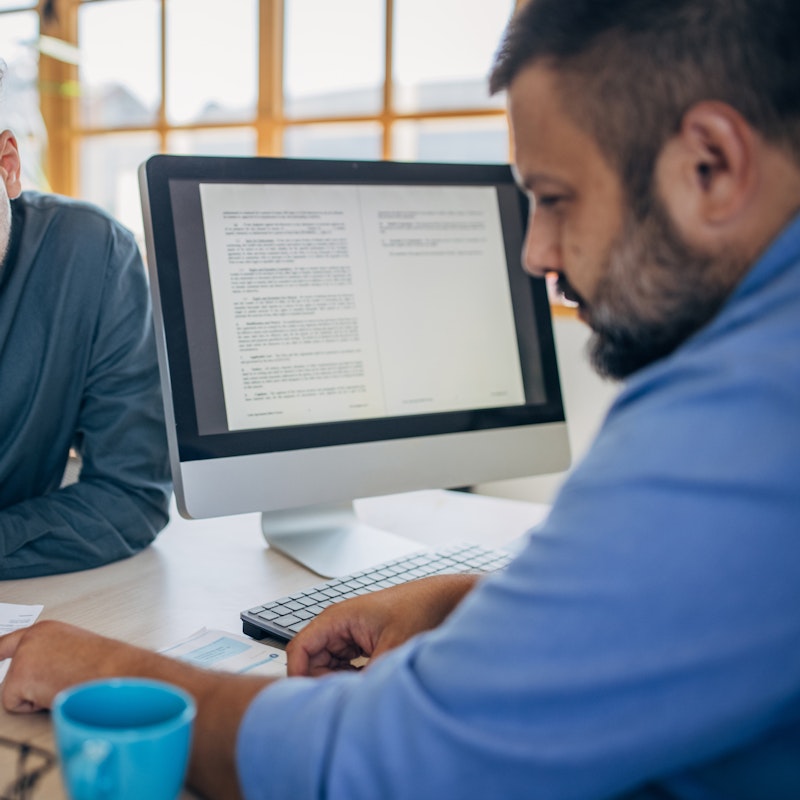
left=0, top=94, right=171, bottom=577
left=0, top=0, right=799, bottom=798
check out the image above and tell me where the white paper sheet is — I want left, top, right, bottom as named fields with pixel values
left=0, top=603, right=44, bottom=681
left=160, top=627, right=287, bottom=678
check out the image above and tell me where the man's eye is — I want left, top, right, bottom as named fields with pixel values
left=537, top=195, right=564, bottom=208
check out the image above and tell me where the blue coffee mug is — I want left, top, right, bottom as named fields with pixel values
left=52, top=678, right=196, bottom=800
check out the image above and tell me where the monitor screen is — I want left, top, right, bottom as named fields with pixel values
left=140, top=155, right=570, bottom=575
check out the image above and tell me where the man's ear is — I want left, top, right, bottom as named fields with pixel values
left=0, top=130, right=22, bottom=200
left=655, top=102, right=757, bottom=242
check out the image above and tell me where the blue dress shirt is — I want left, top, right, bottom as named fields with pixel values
left=237, top=214, right=800, bottom=799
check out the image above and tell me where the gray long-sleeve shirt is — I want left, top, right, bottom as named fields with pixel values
left=0, top=191, right=171, bottom=578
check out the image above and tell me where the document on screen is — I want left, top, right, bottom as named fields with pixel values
left=199, top=182, right=525, bottom=432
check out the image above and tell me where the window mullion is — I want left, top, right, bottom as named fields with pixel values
left=39, top=0, right=79, bottom=196
left=382, top=0, right=394, bottom=159
left=258, top=0, right=284, bottom=155
left=159, top=0, right=167, bottom=151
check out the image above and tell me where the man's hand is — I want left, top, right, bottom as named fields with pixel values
left=0, top=621, right=272, bottom=800
left=0, top=620, right=162, bottom=713
left=287, top=573, right=479, bottom=676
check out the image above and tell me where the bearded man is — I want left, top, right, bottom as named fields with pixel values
left=1, top=2, right=798, bottom=798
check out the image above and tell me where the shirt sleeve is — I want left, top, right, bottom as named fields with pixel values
left=235, top=355, right=800, bottom=800
left=0, top=221, right=172, bottom=578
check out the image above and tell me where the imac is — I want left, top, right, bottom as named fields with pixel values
left=139, top=155, right=570, bottom=577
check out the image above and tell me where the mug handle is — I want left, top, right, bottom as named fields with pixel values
left=65, top=738, right=117, bottom=800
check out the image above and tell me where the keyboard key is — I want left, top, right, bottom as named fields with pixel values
left=274, top=614, right=302, bottom=628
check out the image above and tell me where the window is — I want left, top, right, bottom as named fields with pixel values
left=0, top=1, right=42, bottom=189
left=2, top=0, right=517, bottom=240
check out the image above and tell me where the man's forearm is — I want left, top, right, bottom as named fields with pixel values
left=0, top=480, right=169, bottom=579
left=142, top=655, right=272, bottom=800
left=70, top=641, right=264, bottom=799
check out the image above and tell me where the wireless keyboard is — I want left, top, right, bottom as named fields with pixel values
left=241, top=542, right=512, bottom=642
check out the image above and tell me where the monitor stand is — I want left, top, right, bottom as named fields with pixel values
left=261, top=502, right=425, bottom=578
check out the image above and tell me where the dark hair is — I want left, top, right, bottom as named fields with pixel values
left=490, top=0, right=800, bottom=211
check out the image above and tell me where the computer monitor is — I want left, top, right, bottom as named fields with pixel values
left=139, top=155, right=570, bottom=577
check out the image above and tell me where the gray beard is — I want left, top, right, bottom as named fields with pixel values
left=0, top=190, right=12, bottom=270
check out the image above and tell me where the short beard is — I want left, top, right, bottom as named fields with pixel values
left=0, top=185, right=12, bottom=268
left=584, top=195, right=745, bottom=380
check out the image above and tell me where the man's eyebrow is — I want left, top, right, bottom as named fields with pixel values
left=511, top=166, right=570, bottom=194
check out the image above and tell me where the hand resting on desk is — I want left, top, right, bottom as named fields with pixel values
left=0, top=620, right=271, bottom=800
left=0, top=575, right=478, bottom=800
left=287, top=573, right=479, bottom=676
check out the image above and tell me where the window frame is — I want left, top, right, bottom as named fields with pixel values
left=27, top=0, right=519, bottom=197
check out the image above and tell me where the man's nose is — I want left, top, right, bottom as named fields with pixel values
left=522, top=210, right=562, bottom=277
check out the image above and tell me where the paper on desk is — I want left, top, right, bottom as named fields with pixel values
left=0, top=603, right=44, bottom=682
left=160, top=628, right=287, bottom=678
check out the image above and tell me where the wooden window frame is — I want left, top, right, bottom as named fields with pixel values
left=32, top=0, right=520, bottom=197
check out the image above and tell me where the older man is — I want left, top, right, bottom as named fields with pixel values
left=1, top=1, right=799, bottom=798
left=0, top=87, right=170, bottom=577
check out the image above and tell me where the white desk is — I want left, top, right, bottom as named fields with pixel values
left=0, top=489, right=549, bottom=798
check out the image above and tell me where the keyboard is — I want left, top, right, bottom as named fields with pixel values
left=241, top=542, right=512, bottom=642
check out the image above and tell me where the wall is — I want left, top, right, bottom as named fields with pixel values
left=474, top=313, right=620, bottom=505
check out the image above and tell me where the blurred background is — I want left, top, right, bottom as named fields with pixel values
left=1, top=0, right=618, bottom=504
left=1, top=0, right=517, bottom=240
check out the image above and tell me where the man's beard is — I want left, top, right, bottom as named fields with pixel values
left=0, top=183, right=12, bottom=268
left=557, top=195, right=745, bottom=380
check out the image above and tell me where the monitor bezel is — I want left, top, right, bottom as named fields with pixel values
left=140, top=154, right=566, bottom=465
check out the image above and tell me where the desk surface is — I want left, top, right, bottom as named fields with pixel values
left=0, top=489, right=549, bottom=798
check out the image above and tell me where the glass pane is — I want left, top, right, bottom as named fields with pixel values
left=0, top=10, right=43, bottom=189
left=79, top=132, right=160, bottom=244
left=79, top=0, right=160, bottom=128
left=166, top=128, right=257, bottom=156
left=283, top=123, right=381, bottom=160
left=394, top=0, right=514, bottom=112
left=392, top=117, right=509, bottom=164
left=166, top=0, right=257, bottom=125
left=284, top=0, right=383, bottom=118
